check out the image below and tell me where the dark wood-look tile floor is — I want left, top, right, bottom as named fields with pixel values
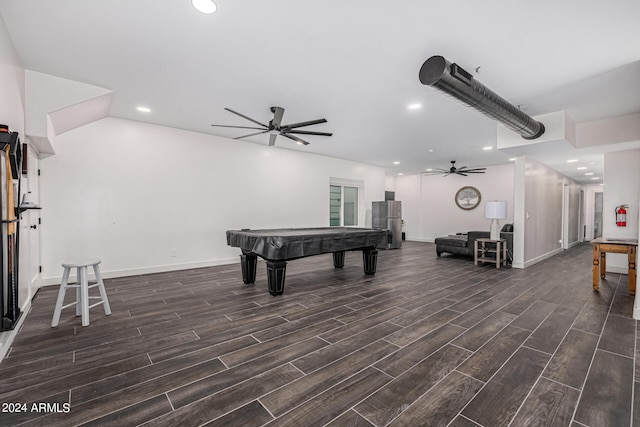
left=0, top=242, right=637, bottom=426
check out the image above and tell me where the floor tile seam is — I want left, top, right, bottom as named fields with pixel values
left=450, top=318, right=517, bottom=354
left=69, top=354, right=227, bottom=408
left=0, top=350, right=155, bottom=400
left=70, top=391, right=174, bottom=426
left=163, top=363, right=300, bottom=422
left=372, top=356, right=475, bottom=427
left=379, top=326, right=468, bottom=380
left=257, top=362, right=389, bottom=421
left=569, top=285, right=618, bottom=427
left=507, top=311, right=589, bottom=427
left=451, top=335, right=546, bottom=425
left=451, top=414, right=483, bottom=426
left=73, top=329, right=200, bottom=363
left=451, top=367, right=488, bottom=423
left=539, top=374, right=582, bottom=392
left=293, top=336, right=400, bottom=378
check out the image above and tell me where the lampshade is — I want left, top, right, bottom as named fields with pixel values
left=484, top=201, right=507, bottom=220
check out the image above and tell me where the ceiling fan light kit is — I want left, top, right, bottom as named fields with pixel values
left=211, top=106, right=332, bottom=146
left=419, top=55, right=545, bottom=140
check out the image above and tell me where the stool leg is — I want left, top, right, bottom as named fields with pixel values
left=51, top=267, right=71, bottom=327
left=74, top=268, right=81, bottom=317
left=79, top=266, right=90, bottom=327
left=93, top=264, right=111, bottom=315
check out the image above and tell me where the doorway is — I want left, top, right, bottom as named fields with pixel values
left=594, top=192, right=603, bottom=238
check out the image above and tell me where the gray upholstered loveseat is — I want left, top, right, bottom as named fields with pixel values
left=435, top=226, right=514, bottom=263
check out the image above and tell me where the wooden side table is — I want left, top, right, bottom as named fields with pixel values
left=590, top=237, right=638, bottom=295
left=474, top=238, right=507, bottom=269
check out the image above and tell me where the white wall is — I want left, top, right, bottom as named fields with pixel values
left=602, top=149, right=640, bottom=273
left=39, top=117, right=386, bottom=283
left=392, top=163, right=515, bottom=242
left=514, top=157, right=565, bottom=267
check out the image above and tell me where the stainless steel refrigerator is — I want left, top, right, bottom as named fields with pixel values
left=372, top=201, right=402, bottom=249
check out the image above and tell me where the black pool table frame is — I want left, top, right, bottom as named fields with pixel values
left=226, top=227, right=389, bottom=296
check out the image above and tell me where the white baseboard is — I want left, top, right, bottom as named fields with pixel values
left=512, top=247, right=563, bottom=269
left=40, top=258, right=239, bottom=287
left=0, top=299, right=31, bottom=363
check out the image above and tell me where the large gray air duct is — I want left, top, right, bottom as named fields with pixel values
left=419, top=55, right=545, bottom=140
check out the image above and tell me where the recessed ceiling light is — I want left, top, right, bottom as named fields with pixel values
left=427, top=148, right=434, bottom=153
left=585, top=172, right=594, bottom=176
left=577, top=166, right=587, bottom=170
left=192, top=0, right=217, bottom=14
left=509, top=158, right=516, bottom=161
left=393, top=161, right=400, bottom=165
left=398, top=173, right=404, bottom=176
left=591, top=177, right=600, bottom=180
left=136, top=106, right=151, bottom=113
left=425, top=168, right=433, bottom=172
left=567, top=159, right=578, bottom=163
left=407, top=104, right=421, bottom=110
left=483, top=146, right=493, bottom=151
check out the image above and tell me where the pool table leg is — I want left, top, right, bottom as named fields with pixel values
left=266, top=261, right=287, bottom=296
left=240, top=252, right=257, bottom=284
left=362, top=248, right=379, bottom=275
left=333, top=251, right=345, bottom=268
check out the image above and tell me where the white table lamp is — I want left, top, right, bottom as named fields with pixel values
left=485, top=201, right=507, bottom=240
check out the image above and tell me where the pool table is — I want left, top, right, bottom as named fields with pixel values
left=226, top=227, right=390, bottom=295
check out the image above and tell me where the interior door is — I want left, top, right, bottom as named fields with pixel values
left=26, top=145, right=40, bottom=292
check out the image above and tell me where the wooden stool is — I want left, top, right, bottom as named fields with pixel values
left=51, top=260, right=111, bottom=327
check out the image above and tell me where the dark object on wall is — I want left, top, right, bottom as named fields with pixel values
left=419, top=55, right=545, bottom=140
left=211, top=106, right=332, bottom=146
left=385, top=191, right=395, bottom=201
left=424, top=161, right=486, bottom=177
left=455, top=186, right=481, bottom=210
left=0, top=125, right=22, bottom=331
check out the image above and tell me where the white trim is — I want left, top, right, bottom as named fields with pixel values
left=0, top=299, right=31, bottom=362
left=40, top=258, right=238, bottom=286
left=329, top=177, right=364, bottom=188
left=512, top=247, right=563, bottom=269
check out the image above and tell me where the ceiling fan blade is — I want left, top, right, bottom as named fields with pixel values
left=457, top=172, right=468, bottom=176
left=287, top=130, right=333, bottom=136
left=233, top=130, right=268, bottom=139
left=459, top=168, right=487, bottom=172
left=210, top=124, right=265, bottom=130
left=282, top=118, right=327, bottom=129
left=271, top=106, right=285, bottom=128
left=268, top=133, right=277, bottom=146
left=464, top=170, right=486, bottom=173
left=282, top=133, right=310, bottom=145
left=224, top=108, right=268, bottom=128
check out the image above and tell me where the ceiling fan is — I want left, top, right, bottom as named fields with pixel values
left=424, top=160, right=486, bottom=176
left=210, top=106, right=332, bottom=146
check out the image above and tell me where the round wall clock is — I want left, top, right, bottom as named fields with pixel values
left=455, top=186, right=481, bottom=210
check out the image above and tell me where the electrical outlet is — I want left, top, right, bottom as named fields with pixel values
left=171, top=249, right=177, bottom=257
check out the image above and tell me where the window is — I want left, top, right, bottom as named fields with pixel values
left=329, top=178, right=364, bottom=226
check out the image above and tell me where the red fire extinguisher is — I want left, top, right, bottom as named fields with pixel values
left=615, top=205, right=627, bottom=227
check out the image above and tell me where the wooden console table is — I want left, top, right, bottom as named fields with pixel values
left=591, top=237, right=638, bottom=295
left=474, top=238, right=507, bottom=269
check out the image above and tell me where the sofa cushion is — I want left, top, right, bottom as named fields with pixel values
left=434, top=235, right=468, bottom=248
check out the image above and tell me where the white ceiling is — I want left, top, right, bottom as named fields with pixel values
left=1, top=0, right=639, bottom=184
